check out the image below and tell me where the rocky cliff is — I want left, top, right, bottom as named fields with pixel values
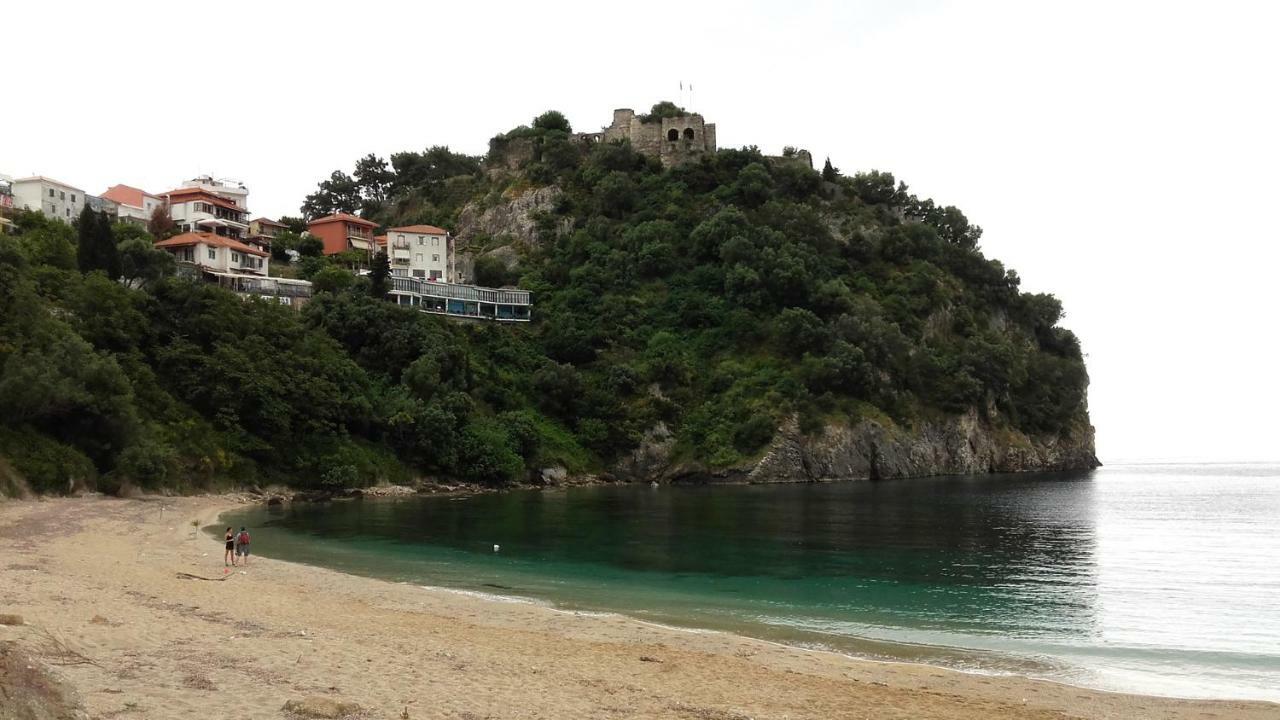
left=452, top=186, right=567, bottom=281
left=614, top=411, right=1098, bottom=484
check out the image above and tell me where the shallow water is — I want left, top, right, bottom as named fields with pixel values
left=220, top=464, right=1280, bottom=700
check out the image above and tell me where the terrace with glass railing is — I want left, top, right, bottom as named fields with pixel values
left=390, top=276, right=531, bottom=322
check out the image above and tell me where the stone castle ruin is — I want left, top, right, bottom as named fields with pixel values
left=575, top=108, right=717, bottom=167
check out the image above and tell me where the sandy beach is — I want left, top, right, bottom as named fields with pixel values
left=0, top=495, right=1274, bottom=720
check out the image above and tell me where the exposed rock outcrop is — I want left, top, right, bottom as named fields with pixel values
left=453, top=185, right=568, bottom=283
left=620, top=411, right=1098, bottom=484
left=455, top=186, right=564, bottom=251
left=613, top=422, right=677, bottom=481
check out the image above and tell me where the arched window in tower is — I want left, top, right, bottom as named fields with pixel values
left=667, top=128, right=679, bottom=141
left=683, top=128, right=695, bottom=140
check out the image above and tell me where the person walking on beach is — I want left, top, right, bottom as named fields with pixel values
left=224, top=527, right=237, bottom=567
left=234, top=527, right=252, bottom=566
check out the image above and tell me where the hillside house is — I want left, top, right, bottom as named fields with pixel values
left=378, top=224, right=452, bottom=281
left=155, top=231, right=268, bottom=275
left=160, top=187, right=251, bottom=238
left=102, top=184, right=165, bottom=225
left=307, top=213, right=378, bottom=256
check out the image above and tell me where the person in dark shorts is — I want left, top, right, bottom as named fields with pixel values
left=224, top=527, right=236, bottom=566
left=234, top=527, right=252, bottom=565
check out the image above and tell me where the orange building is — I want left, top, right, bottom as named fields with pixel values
left=306, top=213, right=378, bottom=256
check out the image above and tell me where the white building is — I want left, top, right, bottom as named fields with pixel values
left=153, top=231, right=268, bottom=276
left=159, top=186, right=250, bottom=238
left=379, top=224, right=452, bottom=281
left=101, top=184, right=165, bottom=224
left=11, top=176, right=86, bottom=223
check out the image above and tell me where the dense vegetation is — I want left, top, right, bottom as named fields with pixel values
left=0, top=103, right=1088, bottom=495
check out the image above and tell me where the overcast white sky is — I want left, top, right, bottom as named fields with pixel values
left=4, top=1, right=1277, bottom=462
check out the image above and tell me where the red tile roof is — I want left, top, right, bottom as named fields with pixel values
left=251, top=217, right=287, bottom=227
left=388, top=224, right=449, bottom=235
left=102, top=184, right=160, bottom=208
left=154, top=231, right=268, bottom=257
left=308, top=213, right=378, bottom=228
left=373, top=234, right=388, bottom=246
left=158, top=187, right=243, bottom=212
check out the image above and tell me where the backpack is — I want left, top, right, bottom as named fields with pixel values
left=237, top=531, right=250, bottom=545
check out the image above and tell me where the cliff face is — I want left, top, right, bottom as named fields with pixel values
left=614, top=411, right=1098, bottom=484
left=453, top=186, right=566, bottom=282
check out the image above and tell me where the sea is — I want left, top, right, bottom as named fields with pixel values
left=218, top=463, right=1280, bottom=701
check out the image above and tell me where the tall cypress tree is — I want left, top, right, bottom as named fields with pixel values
left=821, top=157, right=839, bottom=182
left=369, top=250, right=391, bottom=299
left=96, top=210, right=121, bottom=280
left=76, top=206, right=120, bottom=279
left=76, top=204, right=97, bottom=273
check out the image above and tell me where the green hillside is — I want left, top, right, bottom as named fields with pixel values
left=0, top=105, right=1090, bottom=495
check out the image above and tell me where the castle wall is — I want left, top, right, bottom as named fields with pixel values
left=579, top=107, right=719, bottom=167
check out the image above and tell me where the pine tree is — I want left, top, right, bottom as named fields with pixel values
left=822, top=157, right=839, bottom=182
left=369, top=250, right=391, bottom=299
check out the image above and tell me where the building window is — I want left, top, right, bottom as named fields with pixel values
left=397, top=234, right=405, bottom=242
left=417, top=237, right=424, bottom=246
left=432, top=254, right=439, bottom=262
left=433, top=237, right=440, bottom=246
left=48, top=188, right=55, bottom=198
left=71, top=194, right=76, bottom=203
left=208, top=248, right=216, bottom=259
left=66, top=208, right=71, bottom=217
left=231, top=252, right=239, bottom=262
left=683, top=128, right=695, bottom=140
left=412, top=269, right=425, bottom=278
left=667, top=129, right=679, bottom=141
left=60, top=191, right=66, bottom=200
left=430, top=270, right=442, bottom=280
left=415, top=253, right=423, bottom=263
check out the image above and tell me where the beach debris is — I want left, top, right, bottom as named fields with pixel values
left=0, top=614, right=25, bottom=626
left=34, top=627, right=100, bottom=667
left=281, top=696, right=363, bottom=718
left=639, top=655, right=664, bottom=663
left=493, top=544, right=500, bottom=552
left=175, top=572, right=228, bottom=582
left=401, top=708, right=410, bottom=719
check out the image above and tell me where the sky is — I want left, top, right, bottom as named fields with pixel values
left=4, top=1, right=1277, bottom=462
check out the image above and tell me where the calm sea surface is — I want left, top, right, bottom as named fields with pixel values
left=220, top=464, right=1280, bottom=700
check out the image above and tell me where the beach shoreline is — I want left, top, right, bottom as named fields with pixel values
left=1, top=494, right=1274, bottom=719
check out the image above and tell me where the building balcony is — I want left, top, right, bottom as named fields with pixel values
left=196, top=217, right=249, bottom=232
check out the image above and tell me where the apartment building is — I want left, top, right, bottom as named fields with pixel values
left=11, top=176, right=86, bottom=223
left=379, top=224, right=452, bottom=281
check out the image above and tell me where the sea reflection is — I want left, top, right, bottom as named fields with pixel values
left=257, top=472, right=1102, bottom=643
left=230, top=467, right=1280, bottom=699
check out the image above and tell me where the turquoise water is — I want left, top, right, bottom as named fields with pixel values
left=220, top=464, right=1280, bottom=700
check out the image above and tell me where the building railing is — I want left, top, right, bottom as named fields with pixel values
left=390, top=277, right=531, bottom=322
left=391, top=277, right=530, bottom=305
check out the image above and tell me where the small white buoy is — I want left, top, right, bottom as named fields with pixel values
left=493, top=544, right=500, bottom=553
